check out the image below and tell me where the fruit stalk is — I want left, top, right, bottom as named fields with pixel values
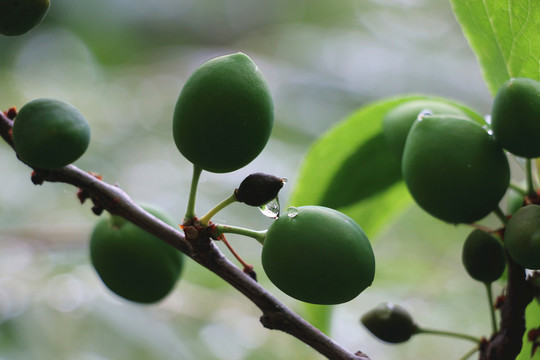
left=0, top=110, right=370, bottom=360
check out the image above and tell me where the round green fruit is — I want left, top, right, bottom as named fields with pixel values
left=90, top=206, right=184, bottom=304
left=12, top=98, right=91, bottom=170
left=462, top=229, right=506, bottom=283
left=0, top=0, right=50, bottom=36
left=504, top=205, right=540, bottom=270
left=361, top=302, right=417, bottom=343
left=491, top=78, right=540, bottom=158
left=382, top=99, right=472, bottom=160
left=173, top=52, right=274, bottom=173
left=261, top=205, right=375, bottom=305
left=402, top=115, right=510, bottom=224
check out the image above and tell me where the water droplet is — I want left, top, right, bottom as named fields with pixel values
left=259, top=197, right=280, bottom=218
left=484, top=114, right=492, bottom=125
left=416, top=109, right=432, bottom=121
left=287, top=206, right=299, bottom=218
left=281, top=177, right=288, bottom=184
left=482, top=124, right=494, bottom=135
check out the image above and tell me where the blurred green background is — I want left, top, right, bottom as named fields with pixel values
left=0, top=0, right=507, bottom=359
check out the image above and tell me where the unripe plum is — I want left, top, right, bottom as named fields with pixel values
left=0, top=0, right=49, bottom=36
left=90, top=206, right=185, bottom=303
left=402, top=115, right=510, bottom=224
left=173, top=53, right=274, bottom=173
left=261, top=206, right=375, bottom=305
left=462, top=229, right=506, bottom=283
left=491, top=78, right=540, bottom=158
left=504, top=205, right=540, bottom=270
left=12, top=98, right=91, bottom=169
left=361, top=302, right=417, bottom=343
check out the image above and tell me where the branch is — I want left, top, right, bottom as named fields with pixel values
left=479, top=251, right=534, bottom=360
left=0, top=110, right=369, bottom=360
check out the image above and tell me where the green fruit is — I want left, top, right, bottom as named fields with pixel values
left=402, top=115, right=510, bottom=224
left=491, top=78, right=540, bottom=158
left=12, top=98, right=91, bottom=170
left=261, top=205, right=375, bottom=305
left=504, top=205, right=540, bottom=270
left=382, top=99, right=471, bottom=160
left=462, top=229, right=506, bottom=283
left=506, top=189, right=525, bottom=215
left=361, top=302, right=417, bottom=343
left=173, top=53, right=274, bottom=173
left=0, top=0, right=50, bottom=36
left=90, top=206, right=184, bottom=304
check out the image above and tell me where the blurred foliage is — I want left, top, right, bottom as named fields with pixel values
left=0, top=0, right=507, bottom=359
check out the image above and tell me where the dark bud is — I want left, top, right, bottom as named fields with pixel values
left=234, top=173, right=285, bottom=207
left=361, top=302, right=417, bottom=343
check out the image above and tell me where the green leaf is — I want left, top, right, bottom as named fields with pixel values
left=517, top=299, right=540, bottom=360
left=288, top=95, right=483, bottom=238
left=450, top=0, right=540, bottom=95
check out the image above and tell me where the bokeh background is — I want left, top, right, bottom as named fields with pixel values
left=0, top=0, right=506, bottom=359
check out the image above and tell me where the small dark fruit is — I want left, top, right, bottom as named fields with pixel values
left=235, top=172, right=285, bottom=206
left=361, top=302, right=417, bottom=343
left=462, top=229, right=506, bottom=283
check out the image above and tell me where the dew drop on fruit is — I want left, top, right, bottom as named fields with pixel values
left=286, top=206, right=299, bottom=218
left=259, top=197, right=280, bottom=218
left=416, top=109, right=433, bottom=121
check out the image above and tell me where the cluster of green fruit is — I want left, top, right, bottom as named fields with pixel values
left=383, top=77, right=540, bottom=269
left=361, top=77, right=540, bottom=344
left=9, top=51, right=375, bottom=305
left=172, top=52, right=376, bottom=305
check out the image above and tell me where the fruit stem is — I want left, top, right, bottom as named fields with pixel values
left=493, top=206, right=508, bottom=225
left=485, top=282, right=498, bottom=335
left=525, top=158, right=537, bottom=198
left=185, top=164, right=203, bottom=221
left=199, top=193, right=238, bottom=226
left=216, top=233, right=254, bottom=275
left=415, top=327, right=481, bottom=344
left=509, top=181, right=528, bottom=196
left=213, top=224, right=267, bottom=245
left=459, top=344, right=480, bottom=360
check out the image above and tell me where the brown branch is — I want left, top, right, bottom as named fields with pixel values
left=480, top=252, right=534, bottom=360
left=0, top=110, right=369, bottom=360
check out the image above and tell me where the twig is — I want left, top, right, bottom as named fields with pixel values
left=0, top=110, right=369, bottom=360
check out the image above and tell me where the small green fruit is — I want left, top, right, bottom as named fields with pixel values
left=462, top=229, right=506, bottom=283
left=382, top=99, right=471, bottom=160
left=90, top=206, right=184, bottom=304
left=0, top=0, right=49, bottom=36
left=361, top=302, right=417, bottom=343
left=491, top=78, right=540, bottom=158
left=261, top=206, right=375, bottom=305
left=173, top=53, right=274, bottom=173
left=504, top=205, right=540, bottom=270
left=402, top=115, right=510, bottom=224
left=506, top=189, right=525, bottom=215
left=12, top=98, right=91, bottom=170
